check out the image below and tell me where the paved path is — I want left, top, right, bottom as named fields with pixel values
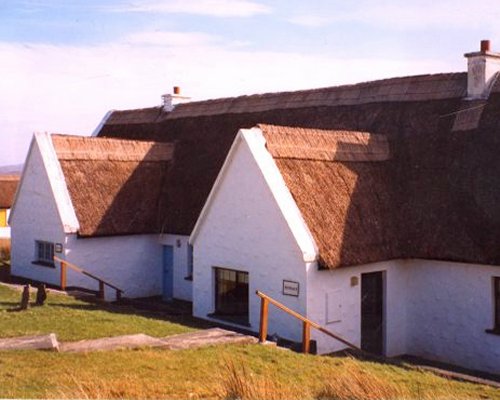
left=0, top=328, right=257, bottom=353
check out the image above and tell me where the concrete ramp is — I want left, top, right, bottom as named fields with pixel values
left=59, top=333, right=167, bottom=352
left=160, top=328, right=257, bottom=350
left=0, top=334, right=59, bottom=351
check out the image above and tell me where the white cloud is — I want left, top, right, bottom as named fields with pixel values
left=124, top=31, right=219, bottom=47
left=0, top=31, right=456, bottom=165
left=287, top=15, right=332, bottom=28
left=354, top=0, right=500, bottom=30
left=109, top=0, right=271, bottom=17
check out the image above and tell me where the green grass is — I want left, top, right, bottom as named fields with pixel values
left=0, top=284, right=499, bottom=399
left=0, top=345, right=499, bottom=399
left=0, top=284, right=208, bottom=341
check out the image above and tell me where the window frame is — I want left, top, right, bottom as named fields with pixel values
left=33, top=240, right=55, bottom=268
left=212, top=267, right=249, bottom=325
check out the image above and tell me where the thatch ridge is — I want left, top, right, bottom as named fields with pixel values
left=259, top=124, right=389, bottom=162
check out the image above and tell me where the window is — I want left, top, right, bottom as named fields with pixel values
left=34, top=240, right=55, bottom=267
left=214, top=267, right=249, bottom=324
left=186, top=244, right=193, bottom=280
left=495, top=277, right=500, bottom=331
left=0, top=209, right=7, bottom=228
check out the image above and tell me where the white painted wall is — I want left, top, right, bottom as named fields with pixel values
left=159, top=234, right=192, bottom=301
left=0, top=209, right=11, bottom=238
left=64, top=234, right=162, bottom=300
left=307, top=260, right=410, bottom=356
left=192, top=132, right=309, bottom=341
left=404, top=259, right=500, bottom=374
left=10, top=138, right=67, bottom=285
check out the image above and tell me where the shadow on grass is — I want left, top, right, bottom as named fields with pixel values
left=43, top=299, right=216, bottom=331
left=327, top=349, right=500, bottom=385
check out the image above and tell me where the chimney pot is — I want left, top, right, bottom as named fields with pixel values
left=481, top=40, right=490, bottom=52
left=173, top=86, right=180, bottom=95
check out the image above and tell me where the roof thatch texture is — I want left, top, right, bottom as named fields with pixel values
left=96, top=71, right=500, bottom=268
left=0, top=175, right=20, bottom=209
left=51, top=135, right=173, bottom=237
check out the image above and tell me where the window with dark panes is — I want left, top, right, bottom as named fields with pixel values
left=34, top=240, right=55, bottom=267
left=214, top=267, right=249, bottom=320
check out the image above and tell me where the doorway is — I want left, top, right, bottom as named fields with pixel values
left=162, top=245, right=174, bottom=301
left=361, top=271, right=384, bottom=355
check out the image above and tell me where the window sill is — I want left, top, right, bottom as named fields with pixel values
left=184, top=275, right=193, bottom=281
left=485, top=328, right=500, bottom=336
left=32, top=261, right=55, bottom=268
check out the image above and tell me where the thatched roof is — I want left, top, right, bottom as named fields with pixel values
left=0, top=175, right=20, bottom=209
left=51, top=135, right=173, bottom=237
left=96, top=71, right=500, bottom=268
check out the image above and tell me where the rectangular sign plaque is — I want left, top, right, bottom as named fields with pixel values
left=282, top=280, right=299, bottom=297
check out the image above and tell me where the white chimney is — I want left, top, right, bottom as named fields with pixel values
left=464, top=40, right=500, bottom=99
left=162, top=86, right=191, bottom=111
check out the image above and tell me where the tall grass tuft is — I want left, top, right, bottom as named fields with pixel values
left=217, top=357, right=301, bottom=400
left=316, top=357, right=410, bottom=400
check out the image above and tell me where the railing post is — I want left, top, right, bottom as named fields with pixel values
left=60, top=262, right=67, bottom=290
left=98, top=281, right=105, bottom=300
left=302, top=321, right=311, bottom=354
left=259, top=296, right=269, bottom=343
left=116, top=290, right=122, bottom=302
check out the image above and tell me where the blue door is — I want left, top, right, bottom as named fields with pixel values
left=162, top=245, right=174, bottom=301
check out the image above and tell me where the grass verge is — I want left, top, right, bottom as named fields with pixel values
left=0, top=284, right=209, bottom=341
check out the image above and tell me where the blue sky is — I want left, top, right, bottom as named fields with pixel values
left=0, top=0, right=499, bottom=165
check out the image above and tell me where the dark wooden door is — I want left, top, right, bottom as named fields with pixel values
left=361, top=271, right=384, bottom=355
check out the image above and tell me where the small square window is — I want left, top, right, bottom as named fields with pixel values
left=34, top=240, right=55, bottom=267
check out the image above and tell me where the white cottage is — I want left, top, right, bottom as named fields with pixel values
left=10, top=41, right=500, bottom=374
left=10, top=133, right=193, bottom=300
left=189, top=125, right=500, bottom=374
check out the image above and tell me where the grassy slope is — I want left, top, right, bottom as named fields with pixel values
left=0, top=284, right=499, bottom=399
left=0, top=284, right=207, bottom=341
left=1, top=345, right=499, bottom=399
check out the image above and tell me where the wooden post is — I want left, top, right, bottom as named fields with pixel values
left=302, top=321, right=311, bottom=354
left=98, top=281, right=105, bottom=300
left=259, top=297, right=269, bottom=343
left=116, top=290, right=122, bottom=302
left=60, top=262, right=67, bottom=290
